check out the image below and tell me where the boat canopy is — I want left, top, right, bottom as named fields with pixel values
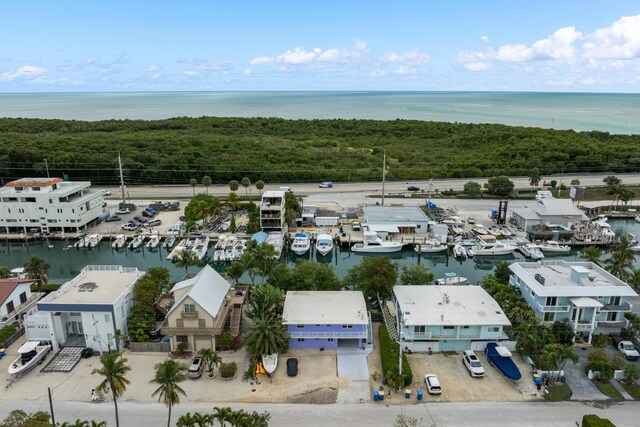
left=17, top=341, right=39, bottom=353
left=367, top=224, right=402, bottom=233
left=495, top=345, right=512, bottom=357
left=294, top=233, right=307, bottom=238
left=444, top=272, right=458, bottom=278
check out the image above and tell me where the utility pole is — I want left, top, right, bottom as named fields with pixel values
left=44, top=159, right=50, bottom=178
left=381, top=150, right=387, bottom=206
left=47, top=387, right=56, bottom=426
left=118, top=152, right=126, bottom=204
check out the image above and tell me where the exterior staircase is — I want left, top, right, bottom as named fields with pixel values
left=381, top=299, right=399, bottom=342
left=229, top=306, right=242, bottom=336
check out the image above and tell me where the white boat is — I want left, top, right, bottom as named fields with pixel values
left=519, top=243, right=544, bottom=260
left=467, top=241, right=517, bottom=257
left=129, top=235, right=144, bottom=250
left=74, top=235, right=88, bottom=248
left=8, top=341, right=51, bottom=378
left=415, top=239, right=448, bottom=253
left=471, top=225, right=486, bottom=235
left=436, top=272, right=468, bottom=285
left=538, top=240, right=571, bottom=253
left=10, top=267, right=27, bottom=278
left=593, top=219, right=616, bottom=239
left=635, top=215, right=640, bottom=224
left=499, top=227, right=512, bottom=237
left=213, top=235, right=227, bottom=262
left=166, top=238, right=187, bottom=260
left=231, top=239, right=246, bottom=261
left=163, top=235, right=176, bottom=249
left=291, top=233, right=311, bottom=256
left=351, top=231, right=403, bottom=253
left=262, top=353, right=278, bottom=375
left=112, top=234, right=127, bottom=249
left=440, top=216, right=465, bottom=226
left=147, top=234, right=160, bottom=250
left=223, top=236, right=237, bottom=261
left=453, top=244, right=468, bottom=259
left=266, top=232, right=285, bottom=259
left=85, top=234, right=102, bottom=248
left=192, top=235, right=210, bottom=260
left=487, top=226, right=503, bottom=237
left=315, top=234, right=334, bottom=256
left=450, top=226, right=465, bottom=235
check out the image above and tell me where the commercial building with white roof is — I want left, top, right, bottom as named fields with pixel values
left=510, top=199, right=588, bottom=231
left=509, top=260, right=637, bottom=343
left=362, top=206, right=430, bottom=235
left=392, top=285, right=511, bottom=352
left=0, top=177, right=105, bottom=234
left=23, top=265, right=144, bottom=352
left=260, top=190, right=286, bottom=231
left=282, top=291, right=371, bottom=350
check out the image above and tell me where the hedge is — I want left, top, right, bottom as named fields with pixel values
left=582, top=414, right=616, bottom=427
left=379, top=324, right=412, bottom=387
left=0, top=325, right=17, bottom=345
left=220, top=362, right=237, bottom=379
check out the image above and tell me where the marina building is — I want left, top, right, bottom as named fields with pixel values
left=392, top=285, right=511, bottom=352
left=510, top=199, right=588, bottom=231
left=0, top=278, right=42, bottom=327
left=0, top=177, right=104, bottom=234
left=509, top=261, right=637, bottom=343
left=282, top=291, right=371, bottom=350
left=362, top=206, right=430, bottom=236
left=22, top=265, right=144, bottom=352
left=260, top=190, right=286, bottom=230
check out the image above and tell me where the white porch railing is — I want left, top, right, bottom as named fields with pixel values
left=537, top=303, right=570, bottom=313
left=288, top=330, right=367, bottom=339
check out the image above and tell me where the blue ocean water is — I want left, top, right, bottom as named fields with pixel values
left=0, top=91, right=639, bottom=134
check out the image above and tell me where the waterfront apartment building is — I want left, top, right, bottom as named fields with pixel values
left=23, top=265, right=144, bottom=352
left=0, top=177, right=104, bottom=234
left=282, top=291, right=371, bottom=350
left=260, top=190, right=286, bottom=230
left=509, top=260, right=637, bottom=343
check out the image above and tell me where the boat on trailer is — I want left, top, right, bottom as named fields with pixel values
left=8, top=341, right=51, bottom=378
left=485, top=342, right=521, bottom=381
left=262, top=353, right=278, bottom=375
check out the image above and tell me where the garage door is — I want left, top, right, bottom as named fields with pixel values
left=439, top=340, right=470, bottom=352
left=194, top=336, right=212, bottom=352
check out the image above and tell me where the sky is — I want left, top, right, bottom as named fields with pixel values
left=1, top=1, right=640, bottom=92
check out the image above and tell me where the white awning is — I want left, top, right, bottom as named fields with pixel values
left=569, top=297, right=603, bottom=308
left=367, top=224, right=401, bottom=233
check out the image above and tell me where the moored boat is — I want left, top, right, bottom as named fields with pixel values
left=129, top=235, right=144, bottom=250
left=538, top=240, right=570, bottom=253
left=414, top=239, right=448, bottom=253
left=315, top=234, right=334, bottom=256
left=453, top=244, right=467, bottom=259
left=436, top=272, right=468, bottom=285
left=266, top=232, right=285, bottom=259
left=163, top=235, right=176, bottom=249
left=147, top=234, right=160, bottom=250
left=291, top=233, right=311, bottom=256
left=112, top=234, right=127, bottom=249
left=352, top=231, right=403, bottom=253
left=467, top=241, right=516, bottom=257
left=86, top=234, right=103, bottom=248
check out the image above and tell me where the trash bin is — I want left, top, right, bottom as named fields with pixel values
left=417, top=389, right=423, bottom=400
left=405, top=389, right=412, bottom=399
left=339, top=226, right=344, bottom=233
left=373, top=391, right=380, bottom=401
left=378, top=390, right=385, bottom=401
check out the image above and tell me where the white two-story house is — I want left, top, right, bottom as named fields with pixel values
left=509, top=260, right=637, bottom=343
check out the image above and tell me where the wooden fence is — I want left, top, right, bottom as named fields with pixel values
left=129, top=341, right=171, bottom=353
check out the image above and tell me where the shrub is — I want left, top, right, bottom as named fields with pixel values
left=176, top=342, right=188, bottom=354
left=591, top=334, right=611, bottom=348
left=582, top=414, right=615, bottom=427
left=0, top=325, right=17, bottom=345
left=220, top=362, right=237, bottom=378
left=218, top=331, right=233, bottom=351
left=379, top=324, right=412, bottom=387
left=80, top=348, right=94, bottom=358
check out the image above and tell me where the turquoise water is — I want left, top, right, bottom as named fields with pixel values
left=0, top=91, right=639, bottom=134
left=3, top=218, right=639, bottom=284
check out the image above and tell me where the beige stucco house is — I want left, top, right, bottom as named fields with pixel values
left=161, top=265, right=246, bottom=352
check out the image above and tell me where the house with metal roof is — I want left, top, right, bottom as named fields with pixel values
left=510, top=199, right=588, bottom=230
left=392, top=285, right=511, bottom=352
left=282, top=291, right=371, bottom=350
left=161, top=265, right=246, bottom=352
left=509, top=260, right=637, bottom=343
left=362, top=206, right=430, bottom=235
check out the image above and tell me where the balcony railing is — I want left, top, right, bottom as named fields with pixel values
left=537, top=302, right=570, bottom=313
left=181, top=311, right=198, bottom=318
left=288, top=330, right=367, bottom=339
left=0, top=292, right=44, bottom=324
left=571, top=320, right=594, bottom=331
left=601, top=302, right=631, bottom=311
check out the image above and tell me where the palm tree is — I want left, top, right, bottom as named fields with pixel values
left=528, top=168, right=541, bottom=193
left=229, top=180, right=239, bottom=193
left=198, top=348, right=222, bottom=377
left=256, top=242, right=278, bottom=283
left=61, top=421, right=107, bottom=427
left=91, top=351, right=131, bottom=427
left=255, top=180, right=265, bottom=196
left=150, top=360, right=188, bottom=427
left=581, top=246, right=603, bottom=266
left=226, top=261, right=245, bottom=285
left=212, top=407, right=234, bottom=427
left=628, top=269, right=640, bottom=289
left=189, top=178, right=198, bottom=196
left=247, top=284, right=285, bottom=321
left=245, top=314, right=289, bottom=358
left=207, top=197, right=223, bottom=218
left=178, top=412, right=213, bottom=427
left=226, top=192, right=241, bottom=211
left=175, top=250, right=199, bottom=276
left=202, top=176, right=212, bottom=195
left=23, top=255, right=51, bottom=286
left=0, top=266, right=11, bottom=279
left=605, top=251, right=632, bottom=280
left=606, top=184, right=623, bottom=209
left=228, top=409, right=249, bottom=427
left=241, top=177, right=251, bottom=198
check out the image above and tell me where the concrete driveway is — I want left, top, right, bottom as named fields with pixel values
left=564, top=347, right=607, bottom=400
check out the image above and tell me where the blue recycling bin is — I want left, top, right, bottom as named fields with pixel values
left=417, top=389, right=423, bottom=400
left=373, top=391, right=380, bottom=401
left=405, top=389, right=411, bottom=399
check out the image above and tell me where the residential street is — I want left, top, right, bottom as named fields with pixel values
left=0, top=399, right=634, bottom=426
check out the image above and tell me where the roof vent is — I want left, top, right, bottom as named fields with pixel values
left=534, top=273, right=545, bottom=285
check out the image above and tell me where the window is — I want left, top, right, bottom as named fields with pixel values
left=530, top=290, right=536, bottom=297
left=296, top=325, right=305, bottom=328
left=297, top=338, right=305, bottom=342
left=342, top=325, right=353, bottom=329
left=33, top=187, right=40, bottom=191
left=543, top=312, right=555, bottom=322
left=607, top=312, right=618, bottom=322
left=443, top=326, right=454, bottom=330
left=488, top=327, right=499, bottom=333
left=104, top=314, right=111, bottom=323
left=107, top=333, right=114, bottom=347
left=546, top=296, right=557, bottom=306
left=462, top=325, right=470, bottom=329
left=327, top=338, right=334, bottom=342
left=414, top=325, right=426, bottom=333
left=19, top=292, right=27, bottom=304
left=184, top=304, right=196, bottom=314
left=176, top=335, right=188, bottom=345
left=610, top=296, right=621, bottom=306
left=70, top=312, right=81, bottom=317
left=6, top=301, right=14, bottom=313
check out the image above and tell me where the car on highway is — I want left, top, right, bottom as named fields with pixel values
left=407, top=185, right=420, bottom=192
left=424, top=374, right=442, bottom=394
left=462, top=350, right=485, bottom=377
left=144, top=219, right=162, bottom=228
left=319, top=182, right=333, bottom=188
left=116, top=207, right=131, bottom=215
left=105, top=215, right=122, bottom=222
left=287, top=358, right=298, bottom=377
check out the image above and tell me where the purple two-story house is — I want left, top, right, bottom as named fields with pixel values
left=283, top=291, right=371, bottom=350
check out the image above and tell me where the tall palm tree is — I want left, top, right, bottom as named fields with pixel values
left=23, top=255, right=51, bottom=286
left=245, top=314, right=289, bottom=358
left=226, top=261, right=245, bottom=285
left=256, top=242, right=278, bottom=282
left=581, top=246, right=603, bottom=266
left=177, top=412, right=212, bottom=427
left=207, top=197, right=223, bottom=218
left=226, top=192, right=241, bottom=211
left=150, top=360, right=188, bottom=427
left=189, top=178, right=198, bottom=196
left=212, top=407, right=234, bottom=427
left=528, top=168, right=540, bottom=193
left=175, top=250, right=199, bottom=276
left=229, top=409, right=249, bottom=427
left=628, top=269, right=640, bottom=289
left=198, top=348, right=222, bottom=377
left=202, top=176, right=212, bottom=195
left=247, top=284, right=285, bottom=321
left=605, top=251, right=632, bottom=281
left=91, top=351, right=131, bottom=427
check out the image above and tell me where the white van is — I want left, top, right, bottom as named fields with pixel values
left=279, top=186, right=292, bottom=193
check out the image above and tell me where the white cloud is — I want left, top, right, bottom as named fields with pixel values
left=242, top=68, right=251, bottom=75
left=183, top=61, right=231, bottom=76
left=353, top=39, right=368, bottom=51
left=249, top=41, right=370, bottom=67
left=393, top=65, right=417, bottom=75
left=463, top=61, right=491, bottom=71
left=145, top=65, right=159, bottom=72
left=480, top=35, right=490, bottom=43
left=0, top=65, right=47, bottom=81
left=379, top=49, right=430, bottom=64
left=583, top=14, right=640, bottom=61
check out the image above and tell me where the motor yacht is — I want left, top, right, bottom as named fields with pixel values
left=291, top=233, right=311, bottom=256
left=351, top=231, right=403, bottom=253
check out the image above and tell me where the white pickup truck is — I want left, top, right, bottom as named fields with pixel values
left=617, top=341, right=640, bottom=361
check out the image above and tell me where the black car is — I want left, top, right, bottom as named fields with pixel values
left=407, top=186, right=420, bottom=192
left=105, top=215, right=122, bottom=222
left=286, top=358, right=298, bottom=377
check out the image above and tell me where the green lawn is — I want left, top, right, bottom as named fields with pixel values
left=593, top=381, right=624, bottom=399
left=544, top=383, right=573, bottom=401
left=619, top=381, right=640, bottom=399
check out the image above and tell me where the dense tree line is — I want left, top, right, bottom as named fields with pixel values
left=2, top=117, right=640, bottom=184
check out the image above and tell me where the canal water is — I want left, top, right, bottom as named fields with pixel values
left=2, top=219, right=639, bottom=284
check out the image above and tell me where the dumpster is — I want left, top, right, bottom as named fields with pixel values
left=405, top=389, right=411, bottom=399
left=417, top=389, right=424, bottom=400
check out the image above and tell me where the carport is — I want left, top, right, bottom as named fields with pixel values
left=336, top=339, right=370, bottom=380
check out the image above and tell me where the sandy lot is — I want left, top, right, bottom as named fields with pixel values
left=0, top=341, right=345, bottom=405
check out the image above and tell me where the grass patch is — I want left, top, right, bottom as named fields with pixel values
left=543, top=383, right=573, bottom=401
left=619, top=381, right=640, bottom=399
left=379, top=324, right=413, bottom=387
left=593, top=381, right=624, bottom=399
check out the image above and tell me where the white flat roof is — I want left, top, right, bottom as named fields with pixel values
left=41, top=266, right=143, bottom=305
left=393, top=286, right=511, bottom=327
left=263, top=191, right=285, bottom=198
left=569, top=297, right=603, bottom=308
left=282, top=291, right=368, bottom=325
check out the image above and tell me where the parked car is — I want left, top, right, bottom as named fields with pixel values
left=133, top=216, right=148, bottom=223
left=122, top=222, right=138, bottom=231
left=179, top=215, right=187, bottom=222
left=617, top=341, right=640, bottom=361
left=105, top=215, right=122, bottom=222
left=319, top=182, right=333, bottom=188
left=407, top=186, right=420, bottom=192
left=116, top=207, right=131, bottom=215
left=144, top=219, right=162, bottom=228
left=424, top=374, right=442, bottom=394
left=286, top=358, right=298, bottom=377
left=188, top=356, right=204, bottom=378
left=102, top=190, right=111, bottom=196
left=142, top=210, right=155, bottom=218
left=462, top=350, right=485, bottom=377
left=352, top=221, right=361, bottom=231
left=467, top=216, right=476, bottom=224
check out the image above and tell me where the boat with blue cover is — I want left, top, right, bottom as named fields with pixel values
left=485, top=342, right=521, bottom=381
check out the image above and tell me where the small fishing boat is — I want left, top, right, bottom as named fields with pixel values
left=436, top=272, right=468, bottom=285
left=518, top=243, right=544, bottom=260
left=485, top=343, right=521, bottom=381
left=468, top=241, right=517, bottom=257
left=352, top=231, right=403, bottom=253
left=414, top=239, right=448, bottom=253
left=231, top=239, right=246, bottom=261
left=453, top=244, right=467, bottom=259
left=74, top=235, right=88, bottom=248
left=440, top=216, right=465, bottom=226
left=129, top=235, right=144, bottom=250
left=315, top=234, right=334, bottom=256
left=8, top=341, right=51, bottom=378
left=262, top=353, right=278, bottom=375
left=163, top=235, right=176, bottom=249
left=213, top=235, right=227, bottom=262
left=538, top=241, right=571, bottom=253
left=291, top=233, right=311, bottom=256
left=471, top=225, right=486, bottom=235
left=635, top=215, right=640, bottom=224
left=146, top=234, right=160, bottom=250
left=487, top=226, right=503, bottom=237
left=86, top=234, right=103, bottom=248
left=450, top=226, right=465, bottom=235
left=499, top=227, right=512, bottom=237
left=112, top=234, right=127, bottom=249
left=266, top=232, right=284, bottom=259
left=192, top=235, right=210, bottom=260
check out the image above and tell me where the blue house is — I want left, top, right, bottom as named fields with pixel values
left=509, top=260, right=637, bottom=343
left=393, top=285, right=511, bottom=353
left=282, top=291, right=371, bottom=350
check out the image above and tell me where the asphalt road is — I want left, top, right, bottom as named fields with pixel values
left=0, top=399, right=633, bottom=426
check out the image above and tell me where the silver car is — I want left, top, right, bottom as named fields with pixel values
left=463, top=350, right=485, bottom=378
